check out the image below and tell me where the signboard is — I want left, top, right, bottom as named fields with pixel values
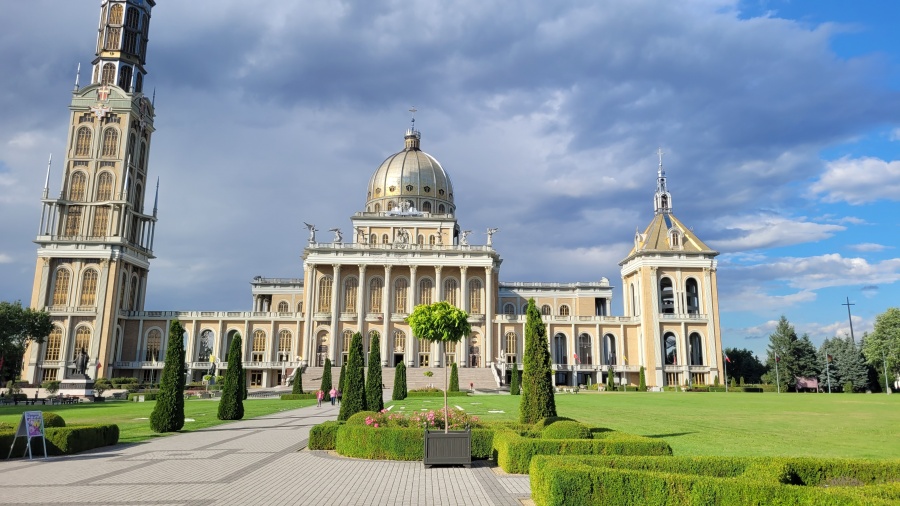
left=6, top=411, right=48, bottom=460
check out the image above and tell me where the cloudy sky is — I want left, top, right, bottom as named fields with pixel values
left=1, top=0, right=899, bottom=358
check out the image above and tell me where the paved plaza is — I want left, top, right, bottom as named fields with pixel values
left=0, top=402, right=531, bottom=506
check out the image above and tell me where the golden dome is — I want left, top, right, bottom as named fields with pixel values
left=365, top=129, right=455, bottom=215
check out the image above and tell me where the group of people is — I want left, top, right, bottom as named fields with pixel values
left=315, top=387, right=341, bottom=407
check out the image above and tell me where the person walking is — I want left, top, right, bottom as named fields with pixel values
left=337, top=389, right=342, bottom=405
left=329, top=387, right=337, bottom=406
left=316, top=389, right=324, bottom=407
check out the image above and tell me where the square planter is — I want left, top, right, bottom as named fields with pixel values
left=423, top=429, right=471, bottom=468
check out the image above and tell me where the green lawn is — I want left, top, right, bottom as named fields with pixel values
left=385, top=392, right=900, bottom=459
left=0, top=398, right=317, bottom=444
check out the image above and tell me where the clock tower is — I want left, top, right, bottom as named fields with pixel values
left=24, top=0, right=158, bottom=385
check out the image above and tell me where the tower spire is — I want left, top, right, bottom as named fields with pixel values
left=404, top=106, right=421, bottom=150
left=73, top=63, right=81, bottom=92
left=152, top=177, right=159, bottom=217
left=654, top=147, right=672, bottom=215
left=43, top=154, right=52, bottom=198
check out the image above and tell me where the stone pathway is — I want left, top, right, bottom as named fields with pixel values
left=0, top=402, right=530, bottom=505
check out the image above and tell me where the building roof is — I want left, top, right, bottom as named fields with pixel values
left=620, top=212, right=718, bottom=264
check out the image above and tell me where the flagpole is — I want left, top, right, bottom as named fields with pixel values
left=775, top=352, right=781, bottom=394
left=723, top=351, right=728, bottom=393
left=825, top=354, right=831, bottom=393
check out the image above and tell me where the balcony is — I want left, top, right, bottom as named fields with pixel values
left=391, top=312, right=409, bottom=322
left=659, top=313, right=708, bottom=320
left=366, top=313, right=385, bottom=322
left=340, top=312, right=357, bottom=322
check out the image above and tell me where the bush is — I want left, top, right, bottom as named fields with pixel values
left=42, top=412, right=66, bottom=428
left=320, top=358, right=332, bottom=393
left=346, top=411, right=380, bottom=425
left=41, top=380, right=60, bottom=396
left=1, top=424, right=119, bottom=458
left=334, top=424, right=497, bottom=461
left=529, top=455, right=900, bottom=506
left=340, top=332, right=368, bottom=420
left=542, top=421, right=592, bottom=440
left=406, top=390, right=469, bottom=398
left=217, top=333, right=245, bottom=421
left=392, top=362, right=407, bottom=400
left=309, top=421, right=342, bottom=450
left=713, top=375, right=720, bottom=387
left=843, top=381, right=854, bottom=393
left=365, top=333, right=383, bottom=413
left=150, top=320, right=187, bottom=433
left=449, top=362, right=459, bottom=392
left=279, top=393, right=316, bottom=400
left=638, top=367, right=647, bottom=391
left=291, top=366, right=303, bottom=395
left=509, top=366, right=521, bottom=395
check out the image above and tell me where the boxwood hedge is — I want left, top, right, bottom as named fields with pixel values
left=1, top=424, right=119, bottom=458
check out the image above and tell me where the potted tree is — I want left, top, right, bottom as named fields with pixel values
left=407, top=301, right=472, bottom=468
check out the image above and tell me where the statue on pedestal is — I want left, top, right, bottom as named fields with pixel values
left=74, top=347, right=89, bottom=377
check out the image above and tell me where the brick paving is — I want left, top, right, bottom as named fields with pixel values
left=0, top=402, right=530, bottom=506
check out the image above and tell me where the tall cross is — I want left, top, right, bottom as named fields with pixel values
left=409, top=106, right=417, bottom=128
left=657, top=147, right=664, bottom=166
left=843, top=297, right=856, bottom=342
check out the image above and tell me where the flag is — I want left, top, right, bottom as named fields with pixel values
left=724, top=353, right=731, bottom=364
left=623, top=356, right=627, bottom=364
left=573, top=353, right=579, bottom=364
left=775, top=354, right=780, bottom=363
left=673, top=353, right=677, bottom=365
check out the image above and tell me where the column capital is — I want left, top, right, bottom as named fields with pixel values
left=485, top=266, right=493, bottom=274
left=435, top=265, right=443, bottom=273
left=460, top=265, right=468, bottom=273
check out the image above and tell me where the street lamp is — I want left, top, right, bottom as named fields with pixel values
left=280, top=352, right=288, bottom=386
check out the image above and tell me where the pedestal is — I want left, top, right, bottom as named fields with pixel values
left=59, top=376, right=95, bottom=400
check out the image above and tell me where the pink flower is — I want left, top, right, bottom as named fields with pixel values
left=374, top=423, right=379, bottom=428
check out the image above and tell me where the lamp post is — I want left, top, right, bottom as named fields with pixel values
left=883, top=347, right=892, bottom=395
left=280, top=352, right=288, bottom=386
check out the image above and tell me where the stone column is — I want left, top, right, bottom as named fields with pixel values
left=382, top=265, right=392, bottom=366
left=357, top=265, right=366, bottom=338
left=459, top=266, right=468, bottom=367
left=329, top=264, right=340, bottom=362
left=304, top=263, right=316, bottom=366
left=485, top=266, right=494, bottom=370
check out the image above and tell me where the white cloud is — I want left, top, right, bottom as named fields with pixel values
left=848, top=243, right=892, bottom=252
left=891, top=128, right=900, bottom=141
left=732, top=253, right=900, bottom=290
left=707, top=213, right=844, bottom=252
left=0, top=253, right=12, bottom=264
left=719, top=286, right=816, bottom=313
left=810, top=156, right=900, bottom=204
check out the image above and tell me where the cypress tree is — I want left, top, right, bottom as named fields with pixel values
left=606, top=367, right=615, bottom=391
left=150, top=320, right=187, bottom=432
left=449, top=362, right=459, bottom=392
left=338, top=361, right=346, bottom=393
left=638, top=366, right=647, bottom=392
left=217, top=333, right=244, bottom=420
left=320, top=358, right=332, bottom=393
left=519, top=298, right=557, bottom=424
left=366, top=332, right=383, bottom=412
left=509, top=365, right=520, bottom=395
left=291, top=365, right=303, bottom=394
left=392, top=362, right=407, bottom=400
left=338, top=332, right=366, bottom=420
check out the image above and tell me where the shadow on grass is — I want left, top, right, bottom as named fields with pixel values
left=644, top=432, right=696, bottom=438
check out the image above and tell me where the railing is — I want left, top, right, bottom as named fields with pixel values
left=366, top=313, right=384, bottom=321
left=306, top=242, right=495, bottom=252
left=391, top=312, right=409, bottom=321
left=659, top=313, right=708, bottom=320
left=120, top=310, right=303, bottom=319
left=499, top=280, right=610, bottom=288
left=251, top=277, right=304, bottom=285
left=340, top=312, right=357, bottom=321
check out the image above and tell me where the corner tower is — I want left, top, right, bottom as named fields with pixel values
left=619, top=150, right=724, bottom=388
left=24, top=0, right=158, bottom=385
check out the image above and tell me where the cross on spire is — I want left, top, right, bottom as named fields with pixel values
left=657, top=147, right=664, bottom=167
left=409, top=106, right=417, bottom=129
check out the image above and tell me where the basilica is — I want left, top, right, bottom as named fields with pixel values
left=23, top=0, right=724, bottom=391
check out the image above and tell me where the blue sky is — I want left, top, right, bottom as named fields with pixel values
left=0, top=1, right=898, bottom=359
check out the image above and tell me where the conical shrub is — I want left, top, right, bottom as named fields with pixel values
left=366, top=332, right=383, bottom=412
left=510, top=365, right=520, bottom=395
left=338, top=333, right=366, bottom=421
left=449, top=362, right=459, bottom=392
left=217, top=333, right=244, bottom=420
left=392, top=362, right=407, bottom=400
left=320, top=358, right=332, bottom=393
left=519, top=298, right=557, bottom=424
left=150, top=320, right=187, bottom=432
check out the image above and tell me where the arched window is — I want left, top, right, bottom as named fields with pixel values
left=316, top=331, right=329, bottom=366
left=52, top=269, right=71, bottom=306
left=418, top=338, right=431, bottom=367
left=277, top=301, right=289, bottom=313
left=118, top=272, right=128, bottom=310
left=117, top=65, right=132, bottom=91
left=394, top=278, right=408, bottom=313
left=469, top=279, right=483, bottom=313
left=387, top=201, right=395, bottom=211
left=97, top=172, right=114, bottom=200
left=686, top=278, right=700, bottom=314
left=101, top=128, right=119, bottom=157
left=342, top=330, right=353, bottom=363
left=553, top=333, right=567, bottom=365
left=417, top=234, right=424, bottom=245
left=630, top=283, right=639, bottom=316
left=144, top=328, right=160, bottom=361
left=105, top=27, right=121, bottom=50
left=197, top=329, right=213, bottom=361
left=659, top=277, right=675, bottom=314
left=369, top=233, right=377, bottom=244
left=278, top=330, right=292, bottom=356
left=443, top=279, right=458, bottom=306
left=382, top=234, right=389, bottom=244
left=317, top=276, right=333, bottom=312
left=344, top=277, right=358, bottom=312
left=70, top=172, right=87, bottom=201
left=541, top=305, right=551, bottom=316
left=663, top=332, right=677, bottom=365
left=559, top=305, right=570, bottom=316
left=74, top=326, right=92, bottom=359
left=44, top=327, right=63, bottom=361
left=139, top=142, right=147, bottom=170
left=418, top=278, right=433, bottom=305
left=505, top=332, right=517, bottom=362
left=438, top=204, right=445, bottom=214
left=422, top=201, right=432, bottom=213
left=101, top=63, right=116, bottom=85
left=429, top=235, right=436, bottom=245
left=297, top=301, right=303, bottom=313
left=251, top=330, right=266, bottom=361
left=689, top=333, right=703, bottom=365
left=129, top=274, right=139, bottom=310
left=75, top=127, right=92, bottom=157
left=604, top=334, right=617, bottom=365
left=503, top=303, right=515, bottom=315
left=369, top=278, right=383, bottom=312
left=578, top=333, right=592, bottom=365
left=79, top=270, right=98, bottom=306
left=109, top=4, right=124, bottom=24
left=64, top=206, right=82, bottom=236
left=92, top=206, right=110, bottom=237
left=393, top=330, right=406, bottom=352
left=373, top=203, right=381, bottom=213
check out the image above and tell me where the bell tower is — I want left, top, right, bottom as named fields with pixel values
left=24, top=0, right=158, bottom=385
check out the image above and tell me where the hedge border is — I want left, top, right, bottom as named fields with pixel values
left=0, top=424, right=119, bottom=458
left=404, top=391, right=470, bottom=398
left=279, top=393, right=316, bottom=400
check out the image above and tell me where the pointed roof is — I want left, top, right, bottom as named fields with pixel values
left=621, top=212, right=717, bottom=264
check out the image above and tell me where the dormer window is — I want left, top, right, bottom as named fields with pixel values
left=668, top=228, right=683, bottom=250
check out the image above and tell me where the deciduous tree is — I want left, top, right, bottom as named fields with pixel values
left=0, top=301, right=52, bottom=383
left=863, top=307, right=900, bottom=391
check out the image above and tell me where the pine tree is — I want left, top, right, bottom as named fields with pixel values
left=150, top=320, right=187, bottom=432
left=606, top=367, right=615, bottom=391
left=320, top=358, right=332, bottom=393
left=639, top=366, right=647, bottom=391
left=291, top=365, right=303, bottom=394
left=339, top=332, right=367, bottom=420
left=392, top=362, right=407, bottom=400
left=217, top=333, right=244, bottom=420
left=338, top=361, right=346, bottom=393
left=449, top=362, right=459, bottom=392
left=509, top=365, right=520, bottom=395
left=519, top=298, right=557, bottom=424
left=766, top=316, right=801, bottom=392
left=366, top=332, right=383, bottom=412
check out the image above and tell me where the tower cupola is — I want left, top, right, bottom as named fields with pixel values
left=654, top=147, right=672, bottom=215
left=91, top=0, right=155, bottom=94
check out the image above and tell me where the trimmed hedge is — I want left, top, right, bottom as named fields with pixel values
left=42, top=412, right=66, bottom=428
left=309, top=421, right=342, bottom=450
left=334, top=424, right=496, bottom=461
left=493, top=429, right=673, bottom=474
left=346, top=411, right=380, bottom=425
left=541, top=421, right=592, bottom=440
left=405, top=390, right=469, bottom=398
left=530, top=455, right=900, bottom=506
left=1, top=424, right=119, bottom=458
left=279, top=393, right=316, bottom=400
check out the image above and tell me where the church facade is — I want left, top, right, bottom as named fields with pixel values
left=23, top=0, right=724, bottom=391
